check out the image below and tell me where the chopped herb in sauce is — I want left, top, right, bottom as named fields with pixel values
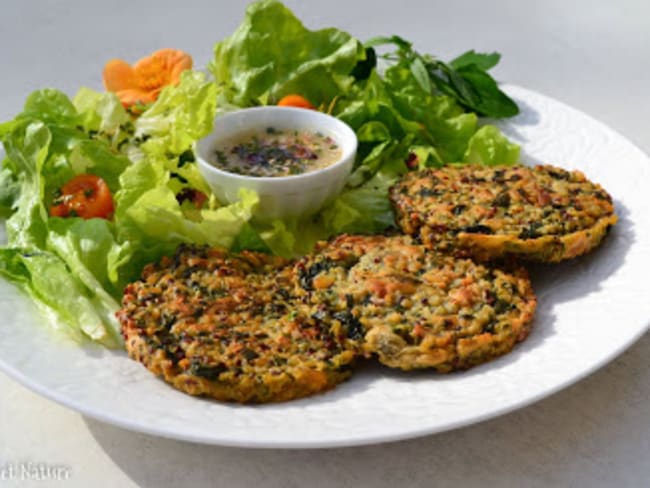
left=212, top=127, right=342, bottom=177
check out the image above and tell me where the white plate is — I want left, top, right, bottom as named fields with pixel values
left=0, top=85, right=648, bottom=448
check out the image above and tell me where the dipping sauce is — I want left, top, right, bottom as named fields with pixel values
left=212, top=127, right=342, bottom=177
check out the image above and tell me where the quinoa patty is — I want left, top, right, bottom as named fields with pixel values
left=117, top=244, right=358, bottom=403
left=295, top=234, right=537, bottom=372
left=389, top=164, right=617, bottom=262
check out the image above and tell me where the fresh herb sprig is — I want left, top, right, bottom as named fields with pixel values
left=362, top=35, right=519, bottom=119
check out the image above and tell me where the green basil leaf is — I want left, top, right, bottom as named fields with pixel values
left=450, top=50, right=501, bottom=71
left=364, top=35, right=412, bottom=51
left=443, top=63, right=482, bottom=108
left=409, top=57, right=431, bottom=94
left=456, top=65, right=519, bottom=118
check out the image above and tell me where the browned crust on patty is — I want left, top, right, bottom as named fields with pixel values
left=295, top=234, right=537, bottom=372
left=390, top=164, right=617, bottom=262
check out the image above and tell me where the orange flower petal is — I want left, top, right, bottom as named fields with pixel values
left=133, top=48, right=193, bottom=90
left=115, top=88, right=158, bottom=108
left=103, top=49, right=193, bottom=109
left=149, top=48, right=193, bottom=70
left=102, top=59, right=136, bottom=92
left=169, top=54, right=193, bottom=85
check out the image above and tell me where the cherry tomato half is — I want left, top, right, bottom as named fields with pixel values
left=50, top=174, right=114, bottom=220
left=277, top=94, right=315, bottom=109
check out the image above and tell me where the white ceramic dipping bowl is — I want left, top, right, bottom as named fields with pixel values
left=195, top=106, right=357, bottom=220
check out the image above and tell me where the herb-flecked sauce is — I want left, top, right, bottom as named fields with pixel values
left=212, top=127, right=342, bottom=177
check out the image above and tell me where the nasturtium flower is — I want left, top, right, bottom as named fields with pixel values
left=102, top=48, right=193, bottom=110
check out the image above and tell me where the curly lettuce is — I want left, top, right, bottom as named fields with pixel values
left=0, top=75, right=253, bottom=346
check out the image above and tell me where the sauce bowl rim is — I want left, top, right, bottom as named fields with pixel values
left=195, top=106, right=358, bottom=184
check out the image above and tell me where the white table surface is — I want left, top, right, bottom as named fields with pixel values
left=1, top=1, right=649, bottom=487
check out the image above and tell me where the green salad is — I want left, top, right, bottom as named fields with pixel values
left=0, top=0, right=520, bottom=347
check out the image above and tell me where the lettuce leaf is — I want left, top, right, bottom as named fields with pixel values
left=0, top=165, right=21, bottom=216
left=209, top=0, right=365, bottom=107
left=2, top=120, right=51, bottom=249
left=133, top=71, right=217, bottom=158
left=0, top=248, right=120, bottom=347
left=462, top=124, right=520, bottom=165
left=22, top=89, right=80, bottom=127
left=320, top=171, right=397, bottom=235
left=120, top=178, right=258, bottom=249
left=128, top=70, right=218, bottom=194
left=73, top=87, right=133, bottom=150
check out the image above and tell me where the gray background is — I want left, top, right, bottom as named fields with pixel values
left=1, top=1, right=649, bottom=487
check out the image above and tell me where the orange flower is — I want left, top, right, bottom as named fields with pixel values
left=102, top=48, right=193, bottom=109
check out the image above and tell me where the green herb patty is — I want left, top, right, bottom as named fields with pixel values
left=390, top=164, right=617, bottom=262
left=294, top=234, right=537, bottom=372
left=117, top=244, right=358, bottom=403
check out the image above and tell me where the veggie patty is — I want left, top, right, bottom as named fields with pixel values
left=389, top=164, right=617, bottom=262
left=117, top=244, right=358, bottom=403
left=294, top=234, right=537, bottom=372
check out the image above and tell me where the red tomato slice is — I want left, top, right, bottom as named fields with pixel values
left=49, top=174, right=114, bottom=219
